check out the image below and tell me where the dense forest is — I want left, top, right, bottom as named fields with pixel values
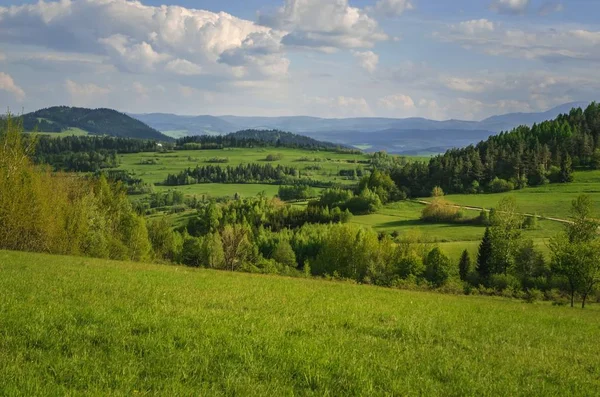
left=162, top=163, right=337, bottom=188
left=30, top=135, right=162, bottom=172
left=391, top=103, right=600, bottom=197
left=175, top=130, right=347, bottom=151
left=22, top=106, right=170, bottom=140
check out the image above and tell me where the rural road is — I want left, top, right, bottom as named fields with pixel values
left=412, top=200, right=573, bottom=225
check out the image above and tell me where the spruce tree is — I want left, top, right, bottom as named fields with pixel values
left=477, top=227, right=493, bottom=282
left=459, top=250, right=472, bottom=281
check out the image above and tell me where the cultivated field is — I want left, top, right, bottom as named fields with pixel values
left=1, top=250, right=599, bottom=396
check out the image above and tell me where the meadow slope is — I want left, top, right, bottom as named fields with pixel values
left=1, top=250, right=599, bottom=396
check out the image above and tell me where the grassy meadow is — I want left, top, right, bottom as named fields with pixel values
left=112, top=147, right=597, bottom=262
left=25, top=128, right=90, bottom=137
left=1, top=250, right=599, bottom=396
left=429, top=170, right=600, bottom=219
left=116, top=147, right=372, bottom=188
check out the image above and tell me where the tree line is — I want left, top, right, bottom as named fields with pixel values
left=175, top=129, right=343, bottom=151
left=390, top=103, right=600, bottom=197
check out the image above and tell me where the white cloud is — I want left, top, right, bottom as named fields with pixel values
left=0, top=72, right=25, bottom=101
left=303, top=95, right=372, bottom=117
left=490, top=0, right=530, bottom=15
left=65, top=79, right=111, bottom=105
left=165, top=59, right=203, bottom=76
left=259, top=0, right=388, bottom=50
left=378, top=94, right=415, bottom=110
left=439, top=21, right=600, bottom=63
left=452, top=19, right=496, bottom=36
left=99, top=34, right=170, bottom=73
left=352, top=51, right=379, bottom=73
left=371, top=0, right=414, bottom=17
left=0, top=0, right=288, bottom=79
left=443, top=77, right=495, bottom=93
left=0, top=52, right=6, bottom=62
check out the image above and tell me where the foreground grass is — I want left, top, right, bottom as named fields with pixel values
left=1, top=251, right=599, bottom=396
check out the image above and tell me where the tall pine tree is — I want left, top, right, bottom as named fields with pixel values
left=459, top=250, right=472, bottom=281
left=477, top=227, right=493, bottom=282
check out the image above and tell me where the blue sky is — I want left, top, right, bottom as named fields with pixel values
left=0, top=0, right=599, bottom=119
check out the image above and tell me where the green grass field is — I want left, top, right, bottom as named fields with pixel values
left=114, top=148, right=595, bottom=260
left=350, top=200, right=563, bottom=260
left=116, top=147, right=372, bottom=188
left=434, top=170, right=600, bottom=219
left=25, top=128, right=90, bottom=137
left=1, top=250, right=598, bottom=396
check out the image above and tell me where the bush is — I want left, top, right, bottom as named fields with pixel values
left=424, top=248, right=454, bottom=287
left=431, top=186, right=444, bottom=197
left=421, top=198, right=462, bottom=223
left=524, top=288, right=543, bottom=303
left=206, top=157, right=229, bottom=163
left=265, top=153, right=284, bottom=161
left=522, top=215, right=539, bottom=230
left=489, top=274, right=521, bottom=292
left=488, top=178, right=514, bottom=193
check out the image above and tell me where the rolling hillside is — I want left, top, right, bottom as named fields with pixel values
left=1, top=250, right=598, bottom=395
left=23, top=106, right=171, bottom=141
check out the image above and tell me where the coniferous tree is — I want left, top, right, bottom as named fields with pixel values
left=477, top=227, right=493, bottom=282
left=459, top=250, right=472, bottom=281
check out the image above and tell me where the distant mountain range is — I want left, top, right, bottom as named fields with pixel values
left=132, top=101, right=591, bottom=154
left=23, top=106, right=171, bottom=141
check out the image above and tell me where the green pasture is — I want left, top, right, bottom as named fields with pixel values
left=434, top=171, right=600, bottom=220
left=25, top=128, right=90, bottom=137
left=1, top=250, right=598, bottom=396
left=115, top=147, right=372, bottom=188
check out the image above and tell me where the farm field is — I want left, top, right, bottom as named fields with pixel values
left=1, top=250, right=599, bottom=396
left=115, top=147, right=372, bottom=187
left=114, top=147, right=591, bottom=258
left=431, top=170, right=600, bottom=219
left=350, top=200, right=563, bottom=260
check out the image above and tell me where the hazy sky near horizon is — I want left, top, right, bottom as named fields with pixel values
left=0, top=0, right=599, bottom=119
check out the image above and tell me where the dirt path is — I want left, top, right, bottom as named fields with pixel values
left=411, top=200, right=573, bottom=225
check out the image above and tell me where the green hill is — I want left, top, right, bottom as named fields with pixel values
left=1, top=250, right=598, bottom=395
left=23, top=106, right=171, bottom=141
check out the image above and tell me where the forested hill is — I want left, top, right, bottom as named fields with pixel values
left=391, top=102, right=600, bottom=197
left=176, top=129, right=346, bottom=150
left=23, top=106, right=171, bottom=141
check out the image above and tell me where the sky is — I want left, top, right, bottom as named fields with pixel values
left=0, top=0, right=599, bottom=120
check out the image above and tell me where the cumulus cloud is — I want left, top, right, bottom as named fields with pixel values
left=65, top=79, right=111, bottom=105
left=165, top=59, right=203, bottom=76
left=352, top=51, right=379, bottom=73
left=99, top=34, right=170, bottom=73
left=0, top=72, right=25, bottom=101
left=452, top=19, right=496, bottom=36
left=370, top=0, right=414, bottom=17
left=378, top=94, right=415, bottom=110
left=259, top=0, right=388, bottom=50
left=0, top=0, right=288, bottom=78
left=438, top=20, right=600, bottom=63
left=490, top=0, right=530, bottom=15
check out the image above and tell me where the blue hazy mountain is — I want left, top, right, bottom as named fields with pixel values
left=131, top=101, right=592, bottom=154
